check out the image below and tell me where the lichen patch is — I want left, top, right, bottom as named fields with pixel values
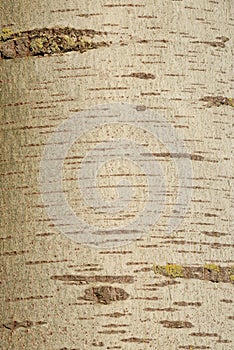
left=0, top=27, right=109, bottom=59
left=152, top=264, right=234, bottom=284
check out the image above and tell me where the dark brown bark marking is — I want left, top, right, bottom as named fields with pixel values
left=173, top=301, right=202, bottom=307
left=122, top=72, right=155, bottom=79
left=179, top=347, right=210, bottom=349
left=160, top=320, right=194, bottom=328
left=145, top=307, right=177, bottom=312
left=192, top=36, right=229, bottom=48
left=83, top=286, right=129, bottom=304
left=51, top=274, right=134, bottom=284
left=121, top=337, right=152, bottom=343
left=96, top=312, right=130, bottom=318
left=200, top=96, right=234, bottom=108
left=98, top=250, right=133, bottom=255
left=98, top=330, right=126, bottom=334
left=2, top=320, right=47, bottom=331
left=1, top=250, right=29, bottom=256
left=26, top=259, right=70, bottom=265
left=7, top=295, right=53, bottom=302
left=92, top=341, right=104, bottom=347
left=189, top=332, right=218, bottom=337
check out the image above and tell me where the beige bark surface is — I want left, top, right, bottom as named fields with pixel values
left=0, top=0, right=233, bottom=349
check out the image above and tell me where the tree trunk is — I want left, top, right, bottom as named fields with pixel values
left=1, top=1, right=233, bottom=349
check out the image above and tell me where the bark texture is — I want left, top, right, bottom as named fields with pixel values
left=1, top=0, right=233, bottom=349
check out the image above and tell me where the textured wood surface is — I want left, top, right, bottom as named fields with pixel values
left=0, top=0, right=233, bottom=349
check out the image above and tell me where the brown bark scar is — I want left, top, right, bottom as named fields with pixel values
left=122, top=72, right=156, bottom=79
left=200, top=96, right=234, bottom=108
left=83, top=286, right=130, bottom=304
left=0, top=27, right=109, bottom=59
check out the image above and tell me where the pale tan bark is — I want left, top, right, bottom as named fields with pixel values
left=1, top=0, right=233, bottom=349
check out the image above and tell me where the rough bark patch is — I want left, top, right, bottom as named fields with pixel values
left=83, top=286, right=130, bottom=304
left=200, top=96, right=234, bottom=108
left=0, top=27, right=109, bottom=59
left=152, top=264, right=234, bottom=284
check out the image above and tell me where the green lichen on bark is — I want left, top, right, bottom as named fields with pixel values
left=152, top=264, right=234, bottom=284
left=152, top=264, right=184, bottom=278
left=0, top=27, right=109, bottom=59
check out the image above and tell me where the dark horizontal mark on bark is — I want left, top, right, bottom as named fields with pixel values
left=59, top=348, right=80, bottom=350
left=160, top=320, right=194, bottom=329
left=121, top=337, right=152, bottom=343
left=92, top=229, right=141, bottom=236
left=158, top=239, right=234, bottom=249
left=0, top=27, right=109, bottom=59
left=92, top=341, right=104, bottom=347
left=189, top=332, right=218, bottom=337
left=152, top=264, right=234, bottom=284
left=133, top=267, right=153, bottom=273
left=98, top=330, right=126, bottom=334
left=143, top=152, right=204, bottom=161
left=26, top=259, right=70, bottom=265
left=200, top=96, right=234, bottom=107
left=7, top=295, right=53, bottom=302
left=173, top=301, right=202, bottom=307
left=98, top=250, right=132, bottom=254
left=1, top=250, right=29, bottom=256
left=192, top=36, right=229, bottom=48
left=202, top=231, right=228, bottom=237
left=102, top=323, right=129, bottom=328
left=50, top=9, right=101, bottom=16
left=83, top=286, right=129, bottom=304
left=144, top=280, right=180, bottom=287
left=144, top=307, right=177, bottom=312
left=122, top=72, right=155, bottom=79
left=51, top=274, right=134, bottom=284
left=126, top=261, right=149, bottom=265
left=96, top=312, right=130, bottom=318
left=104, top=4, right=145, bottom=7
left=217, top=339, right=232, bottom=343
left=179, top=346, right=210, bottom=349
left=220, top=299, right=233, bottom=303
left=2, top=320, right=47, bottom=331
left=133, top=296, right=161, bottom=301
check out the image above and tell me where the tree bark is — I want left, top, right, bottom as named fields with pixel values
left=1, top=0, right=233, bottom=349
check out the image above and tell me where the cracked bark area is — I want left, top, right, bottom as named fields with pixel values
left=152, top=264, right=234, bottom=284
left=0, top=27, right=109, bottom=59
